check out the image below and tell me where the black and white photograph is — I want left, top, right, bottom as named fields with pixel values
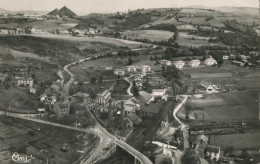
left=0, top=0, right=260, bottom=163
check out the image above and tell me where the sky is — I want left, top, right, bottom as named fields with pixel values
left=0, top=0, right=258, bottom=15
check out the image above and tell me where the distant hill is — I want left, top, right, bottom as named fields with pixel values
left=215, top=6, right=259, bottom=16
left=16, top=10, right=48, bottom=15
left=47, top=8, right=59, bottom=16
left=0, top=8, right=12, bottom=14
left=187, top=6, right=259, bottom=16
left=0, top=8, right=47, bottom=15
left=47, top=6, right=77, bottom=18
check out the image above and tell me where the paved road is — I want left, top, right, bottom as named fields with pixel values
left=62, top=57, right=91, bottom=96
left=124, top=77, right=133, bottom=97
left=172, top=95, right=190, bottom=164
left=62, top=57, right=152, bottom=164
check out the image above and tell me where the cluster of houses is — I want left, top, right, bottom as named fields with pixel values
left=195, top=80, right=219, bottom=94
left=193, top=135, right=221, bottom=162
left=160, top=57, right=217, bottom=70
left=114, top=65, right=153, bottom=76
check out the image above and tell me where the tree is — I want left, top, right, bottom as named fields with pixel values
left=56, top=29, right=60, bottom=35
left=98, top=76, right=103, bottom=83
left=60, top=114, right=75, bottom=125
left=132, top=81, right=139, bottom=96
left=90, top=77, right=96, bottom=84
left=89, top=89, right=97, bottom=99
left=25, top=26, right=32, bottom=34
left=127, top=57, right=133, bottom=65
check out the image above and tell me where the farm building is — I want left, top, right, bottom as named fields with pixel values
left=229, top=54, right=235, bottom=59
left=40, top=93, right=48, bottom=102
left=96, top=90, right=111, bottom=105
left=29, top=87, right=36, bottom=94
left=173, top=60, right=185, bottom=69
left=204, top=57, right=217, bottom=66
left=142, top=65, right=151, bottom=72
left=189, top=59, right=200, bottom=67
left=123, top=118, right=133, bottom=128
left=0, top=73, right=7, bottom=83
left=15, top=75, right=34, bottom=87
left=53, top=102, right=70, bottom=117
left=205, top=146, right=221, bottom=161
left=142, top=103, right=162, bottom=117
left=222, top=56, right=229, bottom=60
left=123, top=98, right=141, bottom=115
left=126, top=66, right=137, bottom=72
left=139, top=91, right=154, bottom=104
left=127, top=113, right=142, bottom=125
left=114, top=69, right=125, bottom=75
left=194, top=135, right=208, bottom=158
left=160, top=60, right=171, bottom=66
left=151, top=88, right=167, bottom=97
left=198, top=81, right=218, bottom=93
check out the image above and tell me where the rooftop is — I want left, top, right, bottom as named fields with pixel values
left=127, top=113, right=142, bottom=125
left=139, top=91, right=153, bottom=103
left=143, top=103, right=162, bottom=114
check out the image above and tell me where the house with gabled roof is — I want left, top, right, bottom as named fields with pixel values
left=53, top=101, right=70, bottom=117
left=142, top=102, right=163, bottom=117
left=173, top=60, right=185, bottom=69
left=205, top=146, right=221, bottom=161
left=204, top=57, right=217, bottom=66
left=160, top=59, right=171, bottom=66
left=127, top=113, right=142, bottom=125
left=124, top=97, right=141, bottom=115
left=189, top=59, right=200, bottom=67
left=197, top=81, right=218, bottom=93
left=139, top=91, right=154, bottom=104
left=96, top=90, right=111, bottom=105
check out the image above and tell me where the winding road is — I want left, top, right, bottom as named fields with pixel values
left=172, top=95, right=190, bottom=164
left=62, top=57, right=152, bottom=164
left=172, top=95, right=190, bottom=149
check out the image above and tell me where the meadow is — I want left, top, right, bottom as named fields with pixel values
left=121, top=30, right=175, bottom=42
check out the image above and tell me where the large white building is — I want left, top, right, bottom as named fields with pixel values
left=173, top=60, right=185, bottom=69
left=160, top=60, right=171, bottom=66
left=189, top=59, right=200, bottom=67
left=204, top=58, right=217, bottom=66
left=114, top=69, right=125, bottom=75
left=15, top=75, right=33, bottom=87
left=96, top=90, right=111, bottom=105
left=141, top=65, right=151, bottom=72
left=126, top=66, right=137, bottom=72
left=204, top=58, right=218, bottom=66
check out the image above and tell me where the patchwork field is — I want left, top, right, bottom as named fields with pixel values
left=187, top=90, right=259, bottom=122
left=0, top=116, right=98, bottom=164
left=29, top=34, right=147, bottom=49
left=0, top=88, right=38, bottom=113
left=121, top=30, right=175, bottom=41
left=69, top=63, right=115, bottom=83
left=190, top=73, right=232, bottom=79
left=210, top=133, right=260, bottom=150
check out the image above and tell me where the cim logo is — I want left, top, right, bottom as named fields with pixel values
left=12, top=152, right=35, bottom=163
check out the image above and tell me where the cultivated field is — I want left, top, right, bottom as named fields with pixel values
left=176, top=24, right=197, bottom=31
left=0, top=116, right=98, bottom=164
left=29, top=34, right=146, bottom=49
left=0, top=88, right=38, bottom=113
left=69, top=63, right=115, bottom=82
left=121, top=30, right=175, bottom=41
left=190, top=73, right=232, bottom=79
left=210, top=133, right=260, bottom=150
left=187, top=89, right=259, bottom=122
